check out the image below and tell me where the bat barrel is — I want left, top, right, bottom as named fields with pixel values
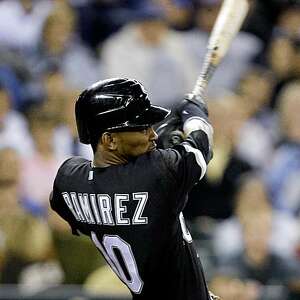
left=191, top=0, right=249, bottom=102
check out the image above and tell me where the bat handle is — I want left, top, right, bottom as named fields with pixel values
left=191, top=49, right=218, bottom=103
left=191, top=76, right=209, bottom=100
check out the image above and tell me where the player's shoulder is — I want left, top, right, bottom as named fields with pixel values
left=56, top=156, right=90, bottom=179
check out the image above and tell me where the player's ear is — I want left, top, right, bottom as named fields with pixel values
left=101, top=132, right=117, bottom=150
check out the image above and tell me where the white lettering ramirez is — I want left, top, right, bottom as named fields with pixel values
left=62, top=192, right=148, bottom=225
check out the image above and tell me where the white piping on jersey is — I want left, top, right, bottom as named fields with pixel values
left=183, top=116, right=213, bottom=149
left=182, top=143, right=207, bottom=180
left=179, top=212, right=193, bottom=243
left=88, top=162, right=94, bottom=181
left=88, top=170, right=94, bottom=180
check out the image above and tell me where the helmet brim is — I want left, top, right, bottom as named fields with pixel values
left=135, top=104, right=171, bottom=125
left=106, top=104, right=171, bottom=132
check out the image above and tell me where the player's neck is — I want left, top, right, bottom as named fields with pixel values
left=93, top=149, right=128, bottom=167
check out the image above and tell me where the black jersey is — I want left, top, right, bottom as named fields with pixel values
left=50, top=142, right=211, bottom=300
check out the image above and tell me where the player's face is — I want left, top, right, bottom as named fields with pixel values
left=114, top=127, right=158, bottom=158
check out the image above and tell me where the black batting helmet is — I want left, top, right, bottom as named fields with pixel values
left=75, top=78, right=170, bottom=144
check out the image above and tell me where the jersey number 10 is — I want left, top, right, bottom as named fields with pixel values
left=91, top=231, right=144, bottom=294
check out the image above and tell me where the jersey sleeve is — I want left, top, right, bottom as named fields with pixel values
left=169, top=141, right=207, bottom=188
left=159, top=100, right=214, bottom=213
left=49, top=158, right=81, bottom=236
left=157, top=144, right=206, bottom=214
left=50, top=179, right=80, bottom=236
left=180, top=100, right=213, bottom=164
left=168, top=99, right=213, bottom=185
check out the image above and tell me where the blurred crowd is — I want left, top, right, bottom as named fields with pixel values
left=0, top=0, right=300, bottom=299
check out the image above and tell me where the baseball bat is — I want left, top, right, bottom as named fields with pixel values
left=192, top=0, right=250, bottom=100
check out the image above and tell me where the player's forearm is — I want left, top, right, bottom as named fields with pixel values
left=179, top=97, right=213, bottom=163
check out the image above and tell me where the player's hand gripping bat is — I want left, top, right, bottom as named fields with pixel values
left=157, top=0, right=250, bottom=148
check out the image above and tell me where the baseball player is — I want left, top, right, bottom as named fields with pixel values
left=50, top=78, right=219, bottom=300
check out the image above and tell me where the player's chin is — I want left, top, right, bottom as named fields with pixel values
left=130, top=145, right=155, bottom=157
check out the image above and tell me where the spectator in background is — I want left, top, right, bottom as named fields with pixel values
left=209, top=274, right=259, bottom=300
left=182, top=0, right=263, bottom=97
left=40, top=69, right=93, bottom=161
left=265, top=81, right=300, bottom=217
left=0, top=82, right=33, bottom=157
left=0, top=147, right=59, bottom=287
left=0, top=0, right=53, bottom=51
left=100, top=3, right=195, bottom=108
left=0, top=63, right=32, bottom=112
left=184, top=93, right=251, bottom=220
left=155, top=0, right=195, bottom=31
left=214, top=206, right=300, bottom=300
left=266, top=4, right=300, bottom=109
left=275, top=4, right=300, bottom=38
left=74, top=0, right=140, bottom=51
left=242, top=0, right=278, bottom=48
left=19, top=105, right=61, bottom=218
left=53, top=88, right=93, bottom=161
left=235, top=66, right=279, bottom=169
left=27, top=1, right=100, bottom=90
left=267, top=33, right=300, bottom=87
left=212, top=173, right=300, bottom=261
left=40, top=69, right=69, bottom=121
